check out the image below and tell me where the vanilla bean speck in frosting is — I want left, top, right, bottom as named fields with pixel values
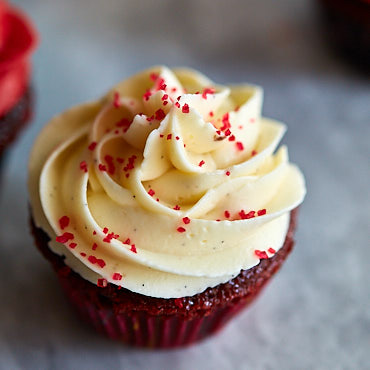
left=28, top=66, right=306, bottom=298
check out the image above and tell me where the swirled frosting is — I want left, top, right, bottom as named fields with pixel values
left=29, top=66, right=306, bottom=298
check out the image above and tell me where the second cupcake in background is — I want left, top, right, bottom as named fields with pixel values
left=0, top=0, right=37, bottom=159
left=29, top=66, right=306, bottom=348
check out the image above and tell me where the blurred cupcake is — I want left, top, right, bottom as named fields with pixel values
left=29, top=66, right=306, bottom=348
left=316, top=0, right=370, bottom=70
left=0, top=0, right=38, bottom=158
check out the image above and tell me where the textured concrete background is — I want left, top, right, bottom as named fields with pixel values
left=0, top=0, right=369, bottom=369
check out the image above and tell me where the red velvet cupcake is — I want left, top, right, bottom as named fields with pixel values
left=316, top=0, right=370, bottom=70
left=28, top=67, right=306, bottom=348
left=0, top=0, right=38, bottom=157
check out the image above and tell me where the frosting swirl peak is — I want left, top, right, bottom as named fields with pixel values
left=29, top=66, right=306, bottom=298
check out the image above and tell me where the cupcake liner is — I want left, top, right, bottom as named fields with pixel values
left=58, top=272, right=250, bottom=348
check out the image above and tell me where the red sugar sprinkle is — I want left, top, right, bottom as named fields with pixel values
left=228, top=135, right=235, bottom=142
left=225, top=170, right=230, bottom=176
left=239, top=210, right=255, bottom=219
left=93, top=230, right=97, bottom=235
left=80, top=161, right=88, bottom=173
left=150, top=72, right=159, bottom=81
left=116, top=117, right=131, bottom=129
left=113, top=91, right=121, bottom=108
left=97, top=259, right=106, bottom=268
left=224, top=210, right=230, bottom=218
left=167, top=133, right=172, bottom=140
left=173, top=205, right=181, bottom=210
left=162, top=94, right=168, bottom=101
left=175, top=136, right=180, bottom=140
left=236, top=142, right=244, bottom=151
left=209, top=111, right=214, bottom=117
left=224, top=128, right=231, bottom=136
left=125, top=173, right=130, bottom=178
left=159, top=134, right=164, bottom=138
left=103, top=227, right=108, bottom=234
left=103, top=232, right=119, bottom=243
left=148, top=189, right=155, bottom=196
left=177, top=96, right=181, bottom=101
left=92, top=243, right=98, bottom=250
left=157, top=80, right=167, bottom=91
left=202, top=87, right=216, bottom=99
left=146, top=115, right=154, bottom=122
left=104, top=155, right=116, bottom=175
left=220, top=113, right=231, bottom=131
left=268, top=247, right=276, bottom=254
left=56, top=232, right=74, bottom=244
left=88, top=255, right=97, bottom=264
left=124, top=238, right=131, bottom=245
left=98, top=164, right=107, bottom=172
left=117, top=157, right=124, bottom=164
left=88, top=142, right=97, bottom=151
left=130, top=244, right=137, bottom=253
left=156, top=198, right=159, bottom=202
left=155, top=108, right=166, bottom=121
left=112, top=273, right=122, bottom=281
left=177, top=227, right=186, bottom=233
left=175, top=102, right=180, bottom=108
left=255, top=250, right=268, bottom=259
left=80, top=252, right=86, bottom=257
left=182, top=217, right=190, bottom=225
left=198, top=160, right=205, bottom=167
left=163, top=101, right=168, bottom=106
left=182, top=103, right=190, bottom=113
left=251, top=150, right=257, bottom=157
left=257, top=209, right=266, bottom=216
left=171, top=87, right=177, bottom=92
left=97, top=278, right=107, bottom=288
left=143, top=89, right=152, bottom=101
left=59, top=216, right=70, bottom=230
left=69, top=242, right=77, bottom=249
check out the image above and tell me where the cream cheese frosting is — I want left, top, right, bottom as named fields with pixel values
left=28, top=66, right=306, bottom=298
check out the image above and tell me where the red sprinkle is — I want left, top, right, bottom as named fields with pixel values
left=175, top=136, right=180, bottom=140
left=103, top=227, right=108, bottom=234
left=162, top=94, right=168, bottom=101
left=255, top=250, right=268, bottom=259
left=182, top=217, right=190, bottom=224
left=117, top=157, right=124, bottom=164
left=97, top=278, right=107, bottom=288
left=56, top=232, right=74, bottom=244
left=130, top=244, right=137, bottom=253
left=220, top=113, right=231, bottom=131
left=92, top=243, right=98, bottom=250
left=59, top=216, right=70, bottom=230
left=97, top=259, right=106, bottom=268
left=198, top=160, right=205, bottom=167
left=209, top=111, right=214, bottom=117
left=251, top=150, right=257, bottom=156
left=228, top=135, right=235, bottom=142
left=225, top=170, right=231, bottom=176
left=224, top=210, right=230, bottom=219
left=80, top=161, right=88, bottom=173
left=98, top=164, right=107, bottom=172
left=150, top=72, right=159, bottom=81
left=268, top=247, right=276, bottom=254
left=143, top=89, right=152, bottom=101
left=112, top=273, right=122, bottom=281
left=182, top=103, right=190, bottom=113
left=177, top=227, right=186, bottom=233
left=257, top=209, right=266, bottom=216
left=88, top=142, right=97, bottom=151
left=88, top=255, right=97, bottom=264
left=113, top=91, right=121, bottom=108
left=224, top=128, right=232, bottom=136
left=173, top=205, right=181, bottom=210
left=124, top=238, right=131, bottom=245
left=236, top=142, right=244, bottom=151
left=202, top=87, right=216, bottom=99
left=175, top=101, right=180, bottom=108
left=104, top=155, right=116, bottom=175
left=163, top=101, right=168, bottom=106
left=167, top=134, right=172, bottom=140
left=80, top=252, right=86, bottom=257
left=69, top=243, right=77, bottom=249
left=93, top=230, right=97, bottom=235
left=148, top=189, right=155, bottom=196
left=239, top=210, right=255, bottom=219
left=155, top=108, right=166, bottom=121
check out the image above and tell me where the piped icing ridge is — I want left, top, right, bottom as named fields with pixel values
left=29, top=66, right=306, bottom=298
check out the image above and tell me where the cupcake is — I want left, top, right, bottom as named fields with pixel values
left=316, top=0, right=370, bottom=69
left=28, top=66, right=306, bottom=348
left=0, top=0, right=38, bottom=157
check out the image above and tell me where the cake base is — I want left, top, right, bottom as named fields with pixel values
left=30, top=208, right=298, bottom=348
left=0, top=87, right=33, bottom=157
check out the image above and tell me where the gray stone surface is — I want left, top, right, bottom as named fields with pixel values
left=0, top=0, right=369, bottom=369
